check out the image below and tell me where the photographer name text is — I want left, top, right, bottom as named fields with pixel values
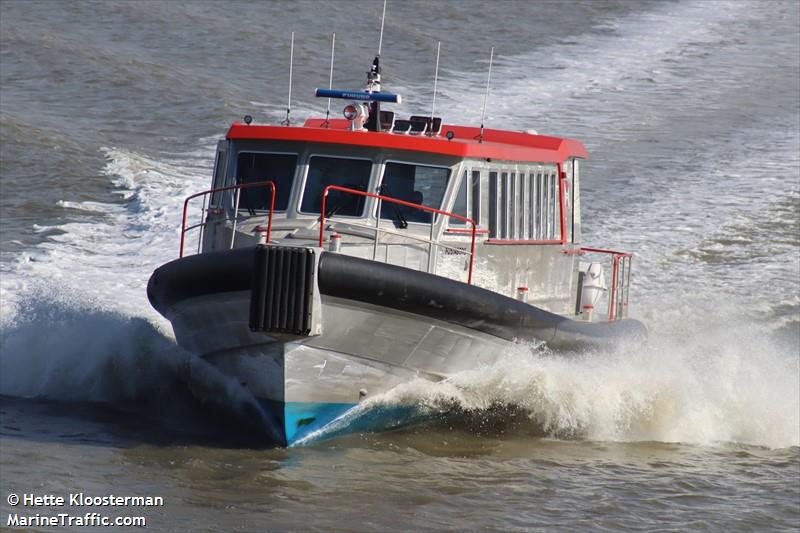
left=8, top=492, right=163, bottom=508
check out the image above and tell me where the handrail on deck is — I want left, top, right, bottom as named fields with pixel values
left=579, top=247, right=633, bottom=321
left=180, top=180, right=276, bottom=258
left=318, top=185, right=478, bottom=284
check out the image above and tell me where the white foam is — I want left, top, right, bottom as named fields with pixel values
left=0, top=144, right=213, bottom=327
left=310, top=304, right=798, bottom=449
left=410, top=0, right=755, bottom=126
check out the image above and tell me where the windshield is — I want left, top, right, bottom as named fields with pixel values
left=237, top=152, right=297, bottom=211
left=300, top=156, right=373, bottom=216
left=379, top=162, right=451, bottom=223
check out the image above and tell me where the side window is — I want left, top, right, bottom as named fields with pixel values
left=573, top=159, right=581, bottom=242
left=379, top=162, right=451, bottom=223
left=500, top=172, right=509, bottom=238
left=549, top=171, right=558, bottom=239
left=237, top=152, right=297, bottom=211
left=536, top=171, right=545, bottom=239
left=210, top=148, right=227, bottom=207
left=451, top=170, right=468, bottom=224
left=470, top=170, right=481, bottom=224
left=528, top=172, right=537, bottom=239
left=450, top=169, right=481, bottom=227
left=489, top=171, right=499, bottom=238
left=517, top=172, right=525, bottom=240
left=545, top=172, right=552, bottom=239
left=509, top=172, right=517, bottom=239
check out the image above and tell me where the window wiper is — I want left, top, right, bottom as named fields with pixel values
left=236, top=177, right=256, bottom=216
left=323, top=182, right=367, bottom=219
left=379, top=183, right=408, bottom=229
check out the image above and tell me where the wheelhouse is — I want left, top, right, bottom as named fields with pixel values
left=185, top=117, right=627, bottom=321
left=211, top=120, right=584, bottom=234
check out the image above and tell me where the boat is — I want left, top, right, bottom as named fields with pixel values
left=147, top=43, right=646, bottom=446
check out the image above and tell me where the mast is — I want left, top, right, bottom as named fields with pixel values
left=365, top=0, right=387, bottom=132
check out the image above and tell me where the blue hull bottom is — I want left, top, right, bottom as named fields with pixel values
left=257, top=399, right=356, bottom=446
left=257, top=398, right=441, bottom=446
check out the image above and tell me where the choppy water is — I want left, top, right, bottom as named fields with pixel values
left=1, top=0, right=798, bottom=531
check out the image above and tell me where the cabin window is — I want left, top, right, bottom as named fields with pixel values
left=210, top=149, right=227, bottom=207
left=573, top=159, right=581, bottom=242
left=379, top=162, right=450, bottom=224
left=488, top=171, right=499, bottom=238
left=509, top=172, right=517, bottom=239
left=517, top=172, right=526, bottom=239
left=500, top=172, right=510, bottom=238
left=300, top=156, right=372, bottom=216
left=543, top=172, right=550, bottom=238
left=471, top=170, right=481, bottom=224
left=532, top=171, right=543, bottom=240
left=450, top=169, right=483, bottom=228
left=520, top=170, right=530, bottom=239
left=549, top=171, right=558, bottom=239
left=452, top=170, right=468, bottom=222
left=236, top=152, right=297, bottom=211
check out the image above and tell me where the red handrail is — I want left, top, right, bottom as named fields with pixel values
left=318, top=185, right=478, bottom=284
left=579, top=247, right=633, bottom=321
left=580, top=247, right=633, bottom=257
left=557, top=162, right=567, bottom=245
left=180, top=180, right=276, bottom=258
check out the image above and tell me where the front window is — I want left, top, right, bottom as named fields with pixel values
left=237, top=152, right=297, bottom=211
left=300, top=156, right=373, bottom=216
left=379, top=162, right=451, bottom=224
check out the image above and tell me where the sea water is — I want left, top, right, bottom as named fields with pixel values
left=1, top=1, right=798, bottom=530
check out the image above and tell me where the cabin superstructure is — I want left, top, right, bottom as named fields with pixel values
left=193, top=118, right=607, bottom=318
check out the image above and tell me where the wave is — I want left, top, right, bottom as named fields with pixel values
left=0, top=145, right=212, bottom=326
left=300, top=301, right=799, bottom=449
left=419, top=0, right=760, bottom=127
left=0, top=294, right=281, bottom=442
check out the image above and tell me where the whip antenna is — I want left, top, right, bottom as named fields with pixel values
left=479, top=47, right=494, bottom=143
left=430, top=41, right=441, bottom=127
left=283, top=32, right=295, bottom=126
left=377, top=0, right=387, bottom=56
left=324, top=33, right=336, bottom=127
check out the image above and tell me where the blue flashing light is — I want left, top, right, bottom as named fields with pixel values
left=314, top=88, right=402, bottom=104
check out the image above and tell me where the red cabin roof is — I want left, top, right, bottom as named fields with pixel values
left=227, top=118, right=587, bottom=163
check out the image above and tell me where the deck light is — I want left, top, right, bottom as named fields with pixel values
left=343, top=105, right=358, bottom=121
left=243, top=115, right=253, bottom=125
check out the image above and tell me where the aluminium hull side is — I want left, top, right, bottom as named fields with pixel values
left=147, top=246, right=646, bottom=444
left=160, top=288, right=512, bottom=445
left=202, top=339, right=426, bottom=446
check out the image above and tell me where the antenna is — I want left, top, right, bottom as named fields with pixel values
left=377, top=0, right=387, bottom=56
left=430, top=41, right=441, bottom=126
left=324, top=33, right=336, bottom=127
left=283, top=32, right=295, bottom=126
left=479, top=47, right=494, bottom=143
